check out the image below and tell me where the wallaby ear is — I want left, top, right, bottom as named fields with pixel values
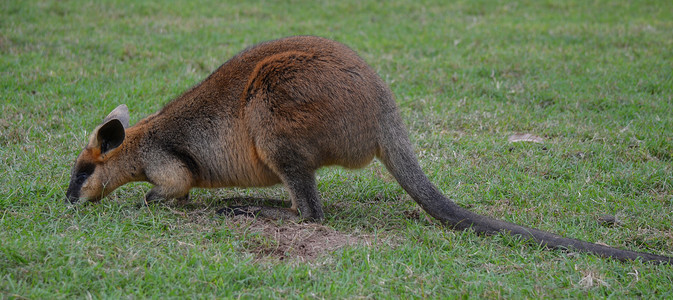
left=96, top=119, right=125, bottom=154
left=103, top=104, right=130, bottom=129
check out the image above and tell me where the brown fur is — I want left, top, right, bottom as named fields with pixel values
left=66, top=36, right=672, bottom=263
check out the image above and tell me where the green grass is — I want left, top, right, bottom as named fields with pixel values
left=2, top=0, right=673, bottom=298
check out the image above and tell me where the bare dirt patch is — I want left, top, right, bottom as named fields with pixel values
left=159, top=198, right=396, bottom=262
left=224, top=216, right=378, bottom=262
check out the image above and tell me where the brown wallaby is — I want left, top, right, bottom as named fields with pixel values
left=66, top=36, right=671, bottom=264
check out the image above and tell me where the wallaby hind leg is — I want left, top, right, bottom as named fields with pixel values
left=265, top=142, right=325, bottom=221
left=277, top=168, right=324, bottom=221
left=223, top=136, right=325, bottom=221
left=218, top=163, right=324, bottom=222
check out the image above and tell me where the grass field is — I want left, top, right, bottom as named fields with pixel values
left=2, top=0, right=673, bottom=298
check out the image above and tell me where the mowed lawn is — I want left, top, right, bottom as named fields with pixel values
left=2, top=0, right=673, bottom=298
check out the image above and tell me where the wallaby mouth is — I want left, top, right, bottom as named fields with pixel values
left=65, top=186, right=80, bottom=204
left=65, top=190, right=100, bottom=204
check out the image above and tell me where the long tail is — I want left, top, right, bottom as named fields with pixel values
left=376, top=108, right=672, bottom=264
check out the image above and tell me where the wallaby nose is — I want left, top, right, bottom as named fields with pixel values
left=65, top=185, right=80, bottom=204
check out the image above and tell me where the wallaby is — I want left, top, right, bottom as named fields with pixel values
left=66, top=36, right=671, bottom=264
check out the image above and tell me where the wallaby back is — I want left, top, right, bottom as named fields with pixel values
left=67, top=36, right=672, bottom=264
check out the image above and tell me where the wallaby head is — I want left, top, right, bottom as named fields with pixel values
left=66, top=104, right=131, bottom=203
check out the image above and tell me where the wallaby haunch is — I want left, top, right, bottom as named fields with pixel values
left=66, top=36, right=671, bottom=264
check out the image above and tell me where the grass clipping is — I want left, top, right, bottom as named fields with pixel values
left=508, top=133, right=545, bottom=143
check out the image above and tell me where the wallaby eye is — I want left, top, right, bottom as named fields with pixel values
left=75, top=172, right=88, bottom=184
left=72, top=163, right=96, bottom=186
